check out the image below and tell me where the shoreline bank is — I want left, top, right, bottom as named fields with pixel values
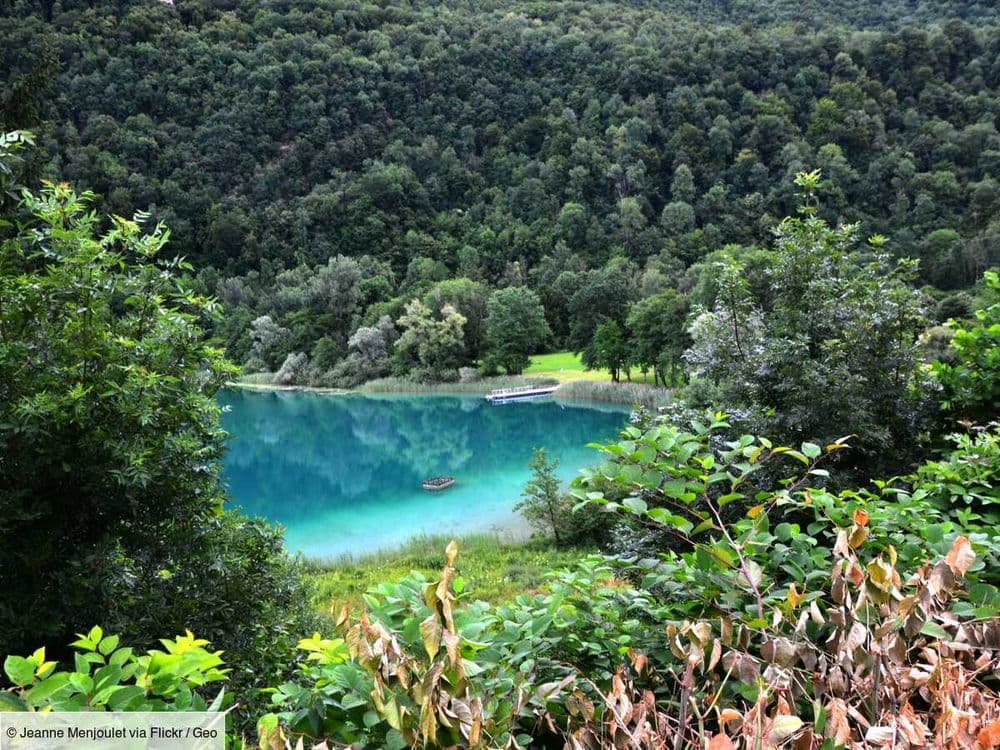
left=225, top=375, right=671, bottom=406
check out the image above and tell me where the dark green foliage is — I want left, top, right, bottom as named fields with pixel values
left=483, top=286, right=551, bottom=375
left=0, top=152, right=315, bottom=725
left=14, top=0, right=997, bottom=380
left=626, top=290, right=690, bottom=386
left=685, top=172, right=929, bottom=478
left=583, top=321, right=631, bottom=383
left=0, top=178, right=230, bottom=651
left=7, top=0, right=999, bottom=288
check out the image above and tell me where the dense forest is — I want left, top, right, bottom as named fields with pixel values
left=7, top=0, right=1000, bottom=283
left=6, top=0, right=1000, bottom=380
left=4, top=0, right=1000, bottom=747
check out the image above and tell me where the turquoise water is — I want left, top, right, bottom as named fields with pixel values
left=218, top=390, right=628, bottom=558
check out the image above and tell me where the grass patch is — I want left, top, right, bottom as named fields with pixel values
left=554, top=380, right=673, bottom=408
left=356, top=375, right=556, bottom=395
left=306, top=533, right=590, bottom=609
left=525, top=351, right=655, bottom=384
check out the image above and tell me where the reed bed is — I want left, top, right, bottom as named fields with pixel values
left=554, top=380, right=673, bottom=408
left=235, top=371, right=277, bottom=385
left=356, top=375, right=557, bottom=395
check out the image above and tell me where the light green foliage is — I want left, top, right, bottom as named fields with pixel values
left=394, top=299, right=468, bottom=381
left=425, top=278, right=489, bottom=361
left=484, top=286, right=551, bottom=375
left=1, top=628, right=227, bottom=712
left=307, top=533, right=590, bottom=609
left=933, top=271, right=1000, bottom=422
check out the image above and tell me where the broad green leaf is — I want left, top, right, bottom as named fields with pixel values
left=4, top=656, right=36, bottom=687
left=25, top=673, right=72, bottom=704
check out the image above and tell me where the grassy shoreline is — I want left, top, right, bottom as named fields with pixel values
left=227, top=375, right=556, bottom=396
left=229, top=361, right=671, bottom=406
left=305, top=532, right=592, bottom=609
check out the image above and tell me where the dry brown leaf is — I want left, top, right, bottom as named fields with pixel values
left=720, top=708, right=743, bottom=726
left=768, top=715, right=803, bottom=743
left=825, top=698, right=852, bottom=745
left=945, top=535, right=975, bottom=577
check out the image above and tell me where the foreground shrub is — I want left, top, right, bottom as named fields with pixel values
left=260, top=418, right=1000, bottom=748
left=1, top=628, right=227, bottom=712
left=570, top=416, right=1000, bottom=747
left=260, top=546, right=667, bottom=749
left=0, top=140, right=315, bottom=728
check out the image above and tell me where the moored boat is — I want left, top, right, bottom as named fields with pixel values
left=422, top=476, right=455, bottom=491
left=485, top=384, right=559, bottom=404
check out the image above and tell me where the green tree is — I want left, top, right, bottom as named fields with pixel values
left=515, top=448, right=566, bottom=545
left=567, top=258, right=638, bottom=353
left=933, top=271, right=1000, bottom=423
left=425, top=277, right=489, bottom=361
left=585, top=321, right=630, bottom=383
left=483, top=286, right=552, bottom=375
left=627, top=290, right=690, bottom=386
left=394, top=299, right=467, bottom=381
left=0, top=167, right=314, bottom=720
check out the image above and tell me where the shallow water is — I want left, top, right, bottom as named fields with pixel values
left=218, top=390, right=628, bottom=558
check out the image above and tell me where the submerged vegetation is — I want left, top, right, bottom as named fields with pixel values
left=4, top=0, right=1000, bottom=745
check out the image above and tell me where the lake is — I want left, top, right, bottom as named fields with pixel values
left=218, top=390, right=629, bottom=558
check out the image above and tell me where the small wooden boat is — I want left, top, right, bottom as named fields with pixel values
left=422, top=476, right=455, bottom=491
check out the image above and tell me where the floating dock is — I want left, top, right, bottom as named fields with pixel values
left=485, top=384, right=559, bottom=404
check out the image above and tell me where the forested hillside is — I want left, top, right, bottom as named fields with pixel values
left=4, top=0, right=1000, bottom=288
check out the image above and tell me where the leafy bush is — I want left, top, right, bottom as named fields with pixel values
left=262, top=544, right=668, bottom=749
left=683, top=171, right=930, bottom=480
left=566, top=415, right=1000, bottom=746
left=933, top=271, right=1000, bottom=423
left=0, top=146, right=316, bottom=730
left=1, top=627, right=227, bottom=712
left=274, top=351, right=311, bottom=386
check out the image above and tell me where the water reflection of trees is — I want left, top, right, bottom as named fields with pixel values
left=218, top=391, right=626, bottom=526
